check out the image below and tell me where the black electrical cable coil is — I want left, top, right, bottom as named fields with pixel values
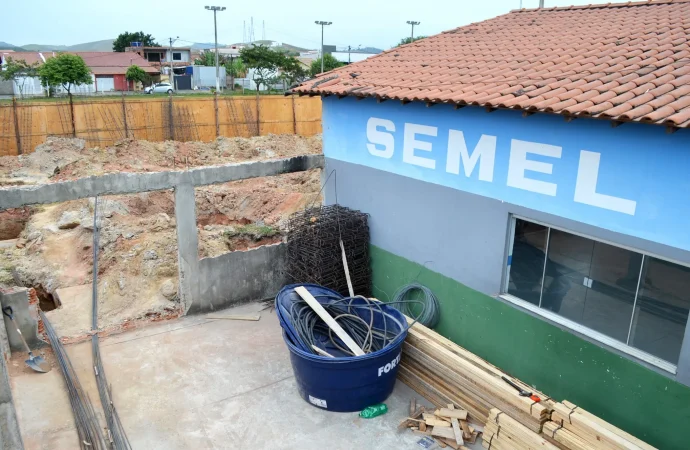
left=286, top=293, right=429, bottom=356
left=392, top=282, right=440, bottom=329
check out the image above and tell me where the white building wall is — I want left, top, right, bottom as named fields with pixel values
left=165, top=49, right=191, bottom=63
left=192, top=66, right=227, bottom=88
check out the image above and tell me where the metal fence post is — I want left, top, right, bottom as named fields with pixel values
left=12, top=98, right=22, bottom=155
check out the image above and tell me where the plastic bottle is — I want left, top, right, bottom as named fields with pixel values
left=359, top=403, right=388, bottom=418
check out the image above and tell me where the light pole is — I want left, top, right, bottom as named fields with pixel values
left=406, top=21, right=420, bottom=41
left=315, top=21, right=332, bottom=74
left=168, top=36, right=178, bottom=89
left=205, top=6, right=226, bottom=92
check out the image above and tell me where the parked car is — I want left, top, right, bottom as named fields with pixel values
left=145, top=83, right=174, bottom=94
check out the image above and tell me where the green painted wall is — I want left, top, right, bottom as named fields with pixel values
left=372, top=245, right=690, bottom=449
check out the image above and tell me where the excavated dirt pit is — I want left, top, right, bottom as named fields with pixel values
left=0, top=135, right=322, bottom=339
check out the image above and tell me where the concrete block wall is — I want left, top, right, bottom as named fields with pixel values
left=195, top=243, right=288, bottom=313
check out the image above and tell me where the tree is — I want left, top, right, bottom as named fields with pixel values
left=0, top=57, right=40, bottom=98
left=225, top=58, right=247, bottom=79
left=397, top=36, right=427, bottom=46
left=38, top=53, right=92, bottom=97
left=240, top=45, right=284, bottom=92
left=125, top=64, right=150, bottom=86
left=194, top=50, right=227, bottom=66
left=280, top=57, right=308, bottom=87
left=310, top=54, right=343, bottom=77
left=113, top=31, right=160, bottom=52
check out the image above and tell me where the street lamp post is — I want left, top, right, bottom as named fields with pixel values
left=406, top=20, right=420, bottom=41
left=205, top=5, right=226, bottom=92
left=314, top=21, right=332, bottom=74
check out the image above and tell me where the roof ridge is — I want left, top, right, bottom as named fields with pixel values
left=511, top=0, right=690, bottom=13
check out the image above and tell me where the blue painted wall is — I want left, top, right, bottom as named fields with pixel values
left=323, top=97, right=690, bottom=252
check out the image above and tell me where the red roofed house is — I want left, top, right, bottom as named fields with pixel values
left=0, top=51, right=159, bottom=95
left=295, top=1, right=690, bottom=449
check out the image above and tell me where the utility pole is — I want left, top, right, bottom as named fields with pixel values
left=539, top=0, right=545, bottom=7
left=348, top=45, right=351, bottom=64
left=168, top=36, right=178, bottom=87
left=205, top=5, right=226, bottom=92
left=406, top=21, right=420, bottom=41
left=315, top=21, right=332, bottom=74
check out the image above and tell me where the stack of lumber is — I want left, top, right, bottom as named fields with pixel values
left=399, top=400, right=479, bottom=449
left=483, top=408, right=559, bottom=450
left=543, top=401, right=657, bottom=450
left=398, top=318, right=554, bottom=431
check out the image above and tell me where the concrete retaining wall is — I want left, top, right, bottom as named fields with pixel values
left=0, top=155, right=324, bottom=211
left=196, top=243, right=288, bottom=313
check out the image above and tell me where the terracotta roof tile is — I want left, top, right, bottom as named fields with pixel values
left=295, top=0, right=690, bottom=128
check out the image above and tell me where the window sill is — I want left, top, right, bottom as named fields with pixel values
left=498, top=293, right=678, bottom=375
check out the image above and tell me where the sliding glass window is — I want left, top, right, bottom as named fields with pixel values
left=506, top=218, right=690, bottom=366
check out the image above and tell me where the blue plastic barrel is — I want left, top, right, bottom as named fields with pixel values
left=277, top=284, right=408, bottom=412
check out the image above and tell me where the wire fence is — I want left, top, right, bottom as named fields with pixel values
left=0, top=94, right=322, bottom=156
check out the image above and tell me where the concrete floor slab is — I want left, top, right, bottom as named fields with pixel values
left=10, top=302, right=484, bottom=449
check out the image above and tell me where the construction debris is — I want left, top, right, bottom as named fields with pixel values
left=399, top=399, right=475, bottom=450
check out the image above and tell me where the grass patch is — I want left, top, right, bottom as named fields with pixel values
left=223, top=224, right=280, bottom=241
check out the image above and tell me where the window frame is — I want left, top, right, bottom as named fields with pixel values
left=172, top=52, right=182, bottom=61
left=501, top=214, right=687, bottom=374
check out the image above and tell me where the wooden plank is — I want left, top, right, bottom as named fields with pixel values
left=561, top=401, right=655, bottom=450
left=407, top=318, right=553, bottom=410
left=552, top=406, right=644, bottom=450
left=406, top=329, right=551, bottom=420
left=487, top=409, right=558, bottom=450
left=544, top=421, right=596, bottom=450
left=436, top=408, right=469, bottom=420
left=402, top=345, right=540, bottom=429
left=294, top=286, right=364, bottom=356
left=431, top=426, right=456, bottom=440
left=398, top=363, right=490, bottom=424
left=426, top=418, right=452, bottom=428
left=451, top=417, right=464, bottom=446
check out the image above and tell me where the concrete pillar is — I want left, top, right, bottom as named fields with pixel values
left=174, top=181, right=201, bottom=314
left=0, top=288, right=42, bottom=352
left=676, top=317, right=690, bottom=386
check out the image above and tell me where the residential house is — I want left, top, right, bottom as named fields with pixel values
left=125, top=46, right=191, bottom=73
left=294, top=1, right=690, bottom=449
left=0, top=51, right=158, bottom=95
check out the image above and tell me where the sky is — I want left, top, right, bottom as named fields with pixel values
left=4, top=0, right=634, bottom=51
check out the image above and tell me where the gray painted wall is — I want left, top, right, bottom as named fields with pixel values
left=324, top=157, right=690, bottom=384
left=196, top=243, right=288, bottom=313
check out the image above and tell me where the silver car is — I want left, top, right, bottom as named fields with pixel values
left=145, top=83, right=174, bottom=94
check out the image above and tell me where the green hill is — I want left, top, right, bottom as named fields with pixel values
left=21, top=39, right=114, bottom=52
left=0, top=41, right=25, bottom=51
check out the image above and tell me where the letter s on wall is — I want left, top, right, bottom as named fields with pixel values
left=366, top=117, right=396, bottom=158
